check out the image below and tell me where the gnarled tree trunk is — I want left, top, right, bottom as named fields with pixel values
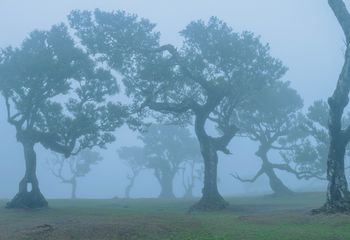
left=314, top=0, right=350, bottom=213
left=318, top=111, right=350, bottom=212
left=191, top=114, right=228, bottom=211
left=7, top=142, right=48, bottom=209
left=258, top=149, right=293, bottom=196
left=264, top=165, right=293, bottom=196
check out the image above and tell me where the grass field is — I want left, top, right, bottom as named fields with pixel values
left=0, top=192, right=350, bottom=240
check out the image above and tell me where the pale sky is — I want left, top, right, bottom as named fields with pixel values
left=0, top=0, right=346, bottom=199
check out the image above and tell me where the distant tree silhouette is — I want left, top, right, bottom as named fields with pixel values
left=118, top=146, right=145, bottom=199
left=181, top=157, right=203, bottom=199
left=119, top=125, right=199, bottom=199
left=48, top=150, right=102, bottom=199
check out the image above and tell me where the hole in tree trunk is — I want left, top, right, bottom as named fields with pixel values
left=27, top=183, right=33, bottom=193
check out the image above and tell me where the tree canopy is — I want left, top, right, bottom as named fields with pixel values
left=119, top=124, right=200, bottom=198
left=69, top=10, right=287, bottom=210
left=0, top=24, right=128, bottom=208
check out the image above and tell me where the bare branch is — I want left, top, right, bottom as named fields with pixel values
left=212, top=125, right=239, bottom=154
left=230, top=166, right=265, bottom=183
left=271, top=163, right=326, bottom=181
left=147, top=99, right=199, bottom=114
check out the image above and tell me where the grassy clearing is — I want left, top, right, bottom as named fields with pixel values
left=0, top=192, right=349, bottom=240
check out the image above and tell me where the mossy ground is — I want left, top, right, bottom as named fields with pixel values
left=0, top=192, right=349, bottom=240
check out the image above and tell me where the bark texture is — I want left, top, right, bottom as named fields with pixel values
left=314, top=0, right=350, bottom=213
left=6, top=142, right=48, bottom=209
left=233, top=145, right=293, bottom=196
left=257, top=149, right=293, bottom=196
left=190, top=110, right=230, bottom=211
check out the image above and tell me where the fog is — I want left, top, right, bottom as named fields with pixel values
left=0, top=0, right=346, bottom=200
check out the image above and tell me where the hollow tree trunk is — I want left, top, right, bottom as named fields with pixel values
left=320, top=126, right=350, bottom=212
left=6, top=142, right=48, bottom=209
left=315, top=0, right=350, bottom=214
left=158, top=171, right=175, bottom=199
left=191, top=114, right=228, bottom=211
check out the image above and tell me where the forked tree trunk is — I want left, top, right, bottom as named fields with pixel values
left=191, top=114, right=228, bottom=211
left=6, top=142, right=48, bottom=209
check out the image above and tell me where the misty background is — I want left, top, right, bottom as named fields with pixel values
left=0, top=0, right=346, bottom=199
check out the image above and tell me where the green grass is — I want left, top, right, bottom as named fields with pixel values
left=0, top=192, right=349, bottom=240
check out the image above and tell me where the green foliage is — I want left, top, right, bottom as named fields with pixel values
left=68, top=10, right=287, bottom=137
left=1, top=193, right=350, bottom=240
left=140, top=125, right=200, bottom=171
left=0, top=23, right=128, bottom=156
left=119, top=125, right=200, bottom=177
left=283, top=100, right=350, bottom=177
left=236, top=80, right=303, bottom=142
left=118, top=146, right=145, bottom=173
left=49, top=150, right=102, bottom=180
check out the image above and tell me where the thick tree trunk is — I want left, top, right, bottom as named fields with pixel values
left=191, top=114, right=228, bottom=211
left=264, top=166, right=293, bottom=196
left=314, top=0, right=350, bottom=214
left=158, top=171, right=175, bottom=199
left=257, top=146, right=293, bottom=196
left=71, top=178, right=77, bottom=199
left=316, top=127, right=350, bottom=213
left=6, top=142, right=48, bottom=209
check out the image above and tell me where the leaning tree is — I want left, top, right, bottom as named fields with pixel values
left=232, top=81, right=303, bottom=195
left=281, top=100, right=333, bottom=184
left=311, top=0, right=350, bottom=213
left=69, top=11, right=287, bottom=210
left=48, top=150, right=102, bottom=199
left=0, top=25, right=127, bottom=208
left=232, top=81, right=325, bottom=195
